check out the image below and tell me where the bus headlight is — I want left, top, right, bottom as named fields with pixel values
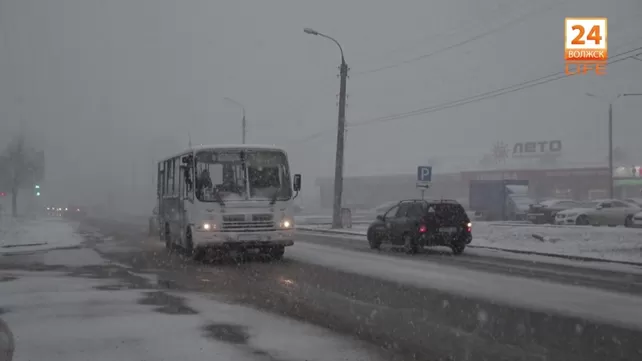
left=198, top=222, right=217, bottom=231
left=280, top=219, right=293, bottom=229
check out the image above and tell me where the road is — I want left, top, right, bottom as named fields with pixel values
left=295, top=231, right=642, bottom=296
left=3, top=216, right=642, bottom=360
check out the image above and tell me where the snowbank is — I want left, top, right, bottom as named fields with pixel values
left=0, top=217, right=84, bottom=255
left=298, top=223, right=642, bottom=263
left=0, top=271, right=386, bottom=361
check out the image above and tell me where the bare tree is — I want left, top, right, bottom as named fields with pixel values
left=0, top=134, right=43, bottom=217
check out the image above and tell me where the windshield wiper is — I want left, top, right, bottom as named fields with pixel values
left=269, top=189, right=280, bottom=205
left=213, top=189, right=225, bottom=207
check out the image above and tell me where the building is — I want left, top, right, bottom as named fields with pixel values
left=316, top=166, right=618, bottom=210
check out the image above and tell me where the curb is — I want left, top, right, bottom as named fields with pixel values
left=297, top=227, right=642, bottom=268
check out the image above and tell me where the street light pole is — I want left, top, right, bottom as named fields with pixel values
left=224, top=97, right=246, bottom=144
left=304, top=27, right=348, bottom=229
left=608, top=102, right=613, bottom=198
left=587, top=92, right=642, bottom=198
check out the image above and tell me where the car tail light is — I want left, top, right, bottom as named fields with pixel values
left=418, top=224, right=427, bottom=233
left=467, top=222, right=472, bottom=232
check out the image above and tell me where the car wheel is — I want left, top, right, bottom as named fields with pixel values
left=164, top=224, right=174, bottom=251
left=451, top=243, right=466, bottom=255
left=367, top=229, right=381, bottom=250
left=402, top=233, right=418, bottom=254
left=576, top=215, right=590, bottom=226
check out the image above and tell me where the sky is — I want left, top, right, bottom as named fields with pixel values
left=0, top=0, right=641, bottom=209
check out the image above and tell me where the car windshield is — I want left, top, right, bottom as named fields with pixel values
left=539, top=199, right=564, bottom=207
left=194, top=149, right=292, bottom=202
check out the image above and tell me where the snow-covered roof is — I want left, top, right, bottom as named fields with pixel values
left=188, top=144, right=286, bottom=153
left=162, top=144, right=288, bottom=161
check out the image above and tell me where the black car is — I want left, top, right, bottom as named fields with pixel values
left=366, top=199, right=472, bottom=255
left=527, top=199, right=581, bottom=224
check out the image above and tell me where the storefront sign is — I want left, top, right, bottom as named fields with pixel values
left=513, top=141, right=562, bottom=157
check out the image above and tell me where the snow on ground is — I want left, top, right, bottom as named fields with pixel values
left=0, top=270, right=385, bottom=361
left=298, top=223, right=642, bottom=263
left=287, top=242, right=642, bottom=329
left=41, top=248, right=107, bottom=266
left=0, top=217, right=84, bottom=255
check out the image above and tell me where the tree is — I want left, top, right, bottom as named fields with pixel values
left=0, top=134, right=44, bottom=217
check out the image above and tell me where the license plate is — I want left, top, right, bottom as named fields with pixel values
left=238, top=234, right=260, bottom=242
left=439, top=227, right=457, bottom=233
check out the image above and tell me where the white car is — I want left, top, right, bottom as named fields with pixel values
left=555, top=199, right=640, bottom=227
left=632, top=210, right=642, bottom=228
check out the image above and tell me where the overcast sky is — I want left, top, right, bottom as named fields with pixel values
left=0, top=0, right=640, bottom=207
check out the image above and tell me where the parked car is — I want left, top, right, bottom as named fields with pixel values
left=624, top=198, right=642, bottom=207
left=555, top=199, right=640, bottom=227
left=527, top=199, right=583, bottom=224
left=631, top=210, right=642, bottom=228
left=149, top=206, right=159, bottom=237
left=366, top=199, right=472, bottom=255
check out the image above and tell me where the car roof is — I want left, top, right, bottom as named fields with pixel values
left=398, top=199, right=461, bottom=205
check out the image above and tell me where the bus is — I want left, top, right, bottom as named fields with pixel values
left=156, top=144, right=301, bottom=260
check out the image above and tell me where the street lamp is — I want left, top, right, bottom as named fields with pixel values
left=586, top=92, right=642, bottom=198
left=304, top=27, right=348, bottom=229
left=224, top=97, right=246, bottom=144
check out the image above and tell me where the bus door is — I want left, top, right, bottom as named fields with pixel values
left=177, top=153, right=194, bottom=245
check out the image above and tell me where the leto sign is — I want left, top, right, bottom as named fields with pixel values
left=513, top=141, right=562, bottom=157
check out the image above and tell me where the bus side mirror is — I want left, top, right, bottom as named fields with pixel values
left=293, top=174, right=302, bottom=192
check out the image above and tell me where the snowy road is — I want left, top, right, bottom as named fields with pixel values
left=290, top=232, right=642, bottom=296
left=3, top=217, right=642, bottom=360
left=0, top=219, right=391, bottom=361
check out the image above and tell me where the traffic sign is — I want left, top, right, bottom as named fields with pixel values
left=416, top=166, right=432, bottom=188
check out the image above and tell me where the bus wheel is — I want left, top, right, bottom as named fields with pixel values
left=269, top=246, right=285, bottom=261
left=164, top=224, right=173, bottom=251
left=184, top=227, right=201, bottom=260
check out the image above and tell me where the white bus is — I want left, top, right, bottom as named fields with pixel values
left=156, top=144, right=301, bottom=260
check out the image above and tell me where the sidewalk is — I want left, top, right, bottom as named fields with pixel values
left=0, top=217, right=84, bottom=255
left=298, top=223, right=642, bottom=264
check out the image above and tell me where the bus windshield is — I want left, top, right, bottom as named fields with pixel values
left=194, top=149, right=292, bottom=203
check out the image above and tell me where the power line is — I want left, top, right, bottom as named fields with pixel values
left=352, top=4, right=556, bottom=77
left=352, top=46, right=642, bottom=126
left=288, top=46, right=642, bottom=146
left=372, top=2, right=547, bottom=60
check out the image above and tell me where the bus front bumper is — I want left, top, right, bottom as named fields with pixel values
left=193, top=230, right=294, bottom=249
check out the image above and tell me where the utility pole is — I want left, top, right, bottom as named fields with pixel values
left=333, top=58, right=348, bottom=229
left=586, top=92, right=642, bottom=199
left=608, top=103, right=613, bottom=198
left=224, top=97, right=246, bottom=144
left=304, top=28, right=348, bottom=229
left=242, top=110, right=246, bottom=144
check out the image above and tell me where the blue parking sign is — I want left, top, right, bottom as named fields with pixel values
left=417, top=166, right=432, bottom=189
left=417, top=166, right=432, bottom=182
